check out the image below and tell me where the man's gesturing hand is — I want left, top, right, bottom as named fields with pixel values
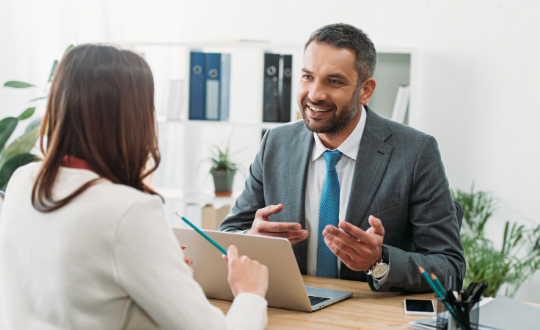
left=322, top=215, right=385, bottom=272
left=248, top=204, right=309, bottom=246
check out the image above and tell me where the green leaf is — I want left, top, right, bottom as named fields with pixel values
left=455, top=182, right=540, bottom=298
left=0, top=127, right=40, bottom=168
left=29, top=96, right=47, bottom=102
left=4, top=81, right=35, bottom=89
left=64, top=44, right=74, bottom=54
left=18, top=107, right=35, bottom=121
left=48, top=60, right=58, bottom=82
left=25, top=118, right=42, bottom=134
left=0, top=117, right=19, bottom=151
left=0, top=153, right=39, bottom=191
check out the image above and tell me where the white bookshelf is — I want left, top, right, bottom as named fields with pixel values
left=156, top=116, right=291, bottom=130
left=156, top=187, right=239, bottom=205
left=118, top=40, right=417, bottom=227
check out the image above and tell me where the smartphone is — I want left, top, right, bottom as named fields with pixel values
left=403, top=299, right=436, bottom=316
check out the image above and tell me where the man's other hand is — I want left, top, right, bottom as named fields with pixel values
left=248, top=204, right=309, bottom=246
left=322, top=215, right=385, bottom=271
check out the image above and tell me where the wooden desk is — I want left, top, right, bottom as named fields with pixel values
left=210, top=275, right=436, bottom=329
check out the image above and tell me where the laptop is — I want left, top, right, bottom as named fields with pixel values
left=173, top=228, right=353, bottom=312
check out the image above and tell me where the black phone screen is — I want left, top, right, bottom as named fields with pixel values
left=405, top=299, right=435, bottom=312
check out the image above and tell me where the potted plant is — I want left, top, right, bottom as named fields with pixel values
left=0, top=44, right=74, bottom=191
left=0, top=109, right=41, bottom=191
left=452, top=184, right=540, bottom=298
left=208, top=144, right=238, bottom=197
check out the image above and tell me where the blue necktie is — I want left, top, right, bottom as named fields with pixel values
left=316, top=150, right=342, bottom=278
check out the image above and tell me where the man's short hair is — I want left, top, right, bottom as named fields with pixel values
left=304, top=23, right=377, bottom=84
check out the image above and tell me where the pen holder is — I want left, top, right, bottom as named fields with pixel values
left=436, top=297, right=480, bottom=330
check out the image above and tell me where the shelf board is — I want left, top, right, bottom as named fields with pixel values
left=156, top=116, right=300, bottom=129
left=156, top=187, right=241, bottom=205
left=117, top=41, right=302, bottom=51
left=116, top=41, right=415, bottom=55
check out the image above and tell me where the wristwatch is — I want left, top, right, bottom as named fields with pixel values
left=367, top=259, right=389, bottom=280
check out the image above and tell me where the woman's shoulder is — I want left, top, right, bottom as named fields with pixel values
left=11, top=161, right=41, bottom=178
left=91, top=181, right=163, bottom=210
left=8, top=161, right=163, bottom=215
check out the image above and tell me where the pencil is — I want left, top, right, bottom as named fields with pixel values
left=419, top=267, right=442, bottom=297
left=175, top=212, right=228, bottom=255
left=430, top=273, right=448, bottom=299
left=419, top=267, right=467, bottom=330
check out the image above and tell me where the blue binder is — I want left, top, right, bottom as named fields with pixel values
left=189, top=52, right=206, bottom=120
left=220, top=53, right=231, bottom=121
left=205, top=53, right=221, bottom=121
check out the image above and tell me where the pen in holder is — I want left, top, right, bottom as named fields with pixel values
left=436, top=297, right=480, bottom=330
left=418, top=267, right=487, bottom=330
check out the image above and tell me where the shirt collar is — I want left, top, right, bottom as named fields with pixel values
left=312, top=105, right=367, bottom=162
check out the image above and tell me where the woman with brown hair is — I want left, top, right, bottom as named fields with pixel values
left=0, top=44, right=268, bottom=329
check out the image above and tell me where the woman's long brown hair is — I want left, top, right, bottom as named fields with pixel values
left=32, top=44, right=161, bottom=212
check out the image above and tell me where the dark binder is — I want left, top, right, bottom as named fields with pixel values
left=205, top=53, right=221, bottom=121
left=262, top=53, right=280, bottom=122
left=189, top=52, right=206, bottom=120
left=279, top=55, right=292, bottom=122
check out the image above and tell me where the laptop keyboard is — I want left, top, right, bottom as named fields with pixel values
left=308, top=295, right=331, bottom=306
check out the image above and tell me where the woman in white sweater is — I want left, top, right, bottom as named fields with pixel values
left=0, top=44, right=268, bottom=330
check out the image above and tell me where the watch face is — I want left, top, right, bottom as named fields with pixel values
left=372, top=264, right=388, bottom=278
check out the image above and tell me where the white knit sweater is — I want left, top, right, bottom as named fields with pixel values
left=0, top=163, right=267, bottom=330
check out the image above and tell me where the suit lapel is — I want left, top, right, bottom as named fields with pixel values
left=285, top=124, right=313, bottom=227
left=285, top=124, right=313, bottom=273
left=344, top=107, right=393, bottom=229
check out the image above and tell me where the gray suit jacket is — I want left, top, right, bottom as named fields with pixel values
left=219, top=107, right=465, bottom=293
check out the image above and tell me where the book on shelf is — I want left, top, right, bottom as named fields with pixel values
left=189, top=51, right=231, bottom=121
left=167, top=79, right=183, bottom=121
left=390, top=85, right=410, bottom=124
left=263, top=53, right=293, bottom=123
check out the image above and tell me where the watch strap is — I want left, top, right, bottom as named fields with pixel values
left=381, top=244, right=389, bottom=264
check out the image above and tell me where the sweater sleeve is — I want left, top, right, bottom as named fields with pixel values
left=112, top=196, right=268, bottom=330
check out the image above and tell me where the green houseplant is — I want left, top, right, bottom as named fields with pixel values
left=0, top=110, right=41, bottom=190
left=452, top=185, right=540, bottom=298
left=0, top=44, right=74, bottom=191
left=208, top=143, right=238, bottom=197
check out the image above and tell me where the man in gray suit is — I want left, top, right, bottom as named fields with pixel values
left=220, top=23, right=465, bottom=292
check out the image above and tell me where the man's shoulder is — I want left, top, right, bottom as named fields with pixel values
left=368, top=110, right=433, bottom=147
left=266, top=120, right=308, bottom=141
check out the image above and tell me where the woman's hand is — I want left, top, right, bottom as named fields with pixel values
left=180, top=245, right=193, bottom=272
left=222, top=245, right=268, bottom=298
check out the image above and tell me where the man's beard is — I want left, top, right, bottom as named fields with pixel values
left=299, top=89, right=361, bottom=134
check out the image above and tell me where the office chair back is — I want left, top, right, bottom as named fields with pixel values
left=454, top=201, right=464, bottom=231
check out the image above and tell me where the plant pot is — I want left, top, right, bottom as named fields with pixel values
left=211, top=169, right=236, bottom=197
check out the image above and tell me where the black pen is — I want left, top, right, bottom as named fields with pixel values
left=461, top=282, right=477, bottom=301
left=469, top=282, right=488, bottom=303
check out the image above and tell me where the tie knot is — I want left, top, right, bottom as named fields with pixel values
left=323, top=150, right=342, bottom=169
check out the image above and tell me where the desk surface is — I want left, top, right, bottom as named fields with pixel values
left=209, top=275, right=436, bottom=329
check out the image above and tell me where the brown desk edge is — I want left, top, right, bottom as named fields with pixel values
left=209, top=275, right=437, bottom=330
left=210, top=275, right=540, bottom=329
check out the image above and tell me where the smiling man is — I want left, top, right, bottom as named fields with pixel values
left=220, top=23, right=465, bottom=292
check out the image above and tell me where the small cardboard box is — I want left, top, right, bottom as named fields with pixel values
left=202, top=204, right=231, bottom=230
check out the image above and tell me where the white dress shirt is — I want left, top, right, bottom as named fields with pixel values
left=305, top=106, right=367, bottom=277
left=304, top=106, right=388, bottom=287
left=0, top=163, right=267, bottom=330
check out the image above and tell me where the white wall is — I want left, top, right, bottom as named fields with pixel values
left=1, top=0, right=539, bottom=302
